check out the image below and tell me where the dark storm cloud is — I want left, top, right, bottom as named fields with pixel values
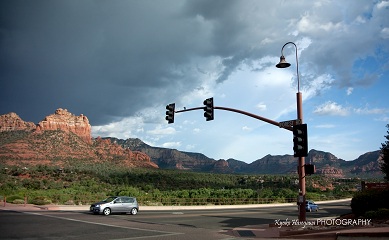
left=0, top=0, right=216, bottom=125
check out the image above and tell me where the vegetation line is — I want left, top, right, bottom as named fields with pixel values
left=1, top=164, right=363, bottom=205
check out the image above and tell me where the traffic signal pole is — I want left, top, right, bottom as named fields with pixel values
left=296, top=92, right=306, bottom=222
left=276, top=42, right=307, bottom=222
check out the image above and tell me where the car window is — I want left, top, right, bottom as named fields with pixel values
left=104, top=196, right=116, bottom=203
left=114, top=198, right=122, bottom=203
left=121, top=197, right=135, bottom=203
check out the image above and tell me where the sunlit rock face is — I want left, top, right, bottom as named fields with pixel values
left=36, top=108, right=92, bottom=144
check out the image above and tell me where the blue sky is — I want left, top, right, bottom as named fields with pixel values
left=1, top=0, right=388, bottom=163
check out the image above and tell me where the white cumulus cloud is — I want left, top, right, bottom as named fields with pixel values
left=346, top=87, right=354, bottom=95
left=314, top=101, right=349, bottom=116
left=162, top=142, right=181, bottom=148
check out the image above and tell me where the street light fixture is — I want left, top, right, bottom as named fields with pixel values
left=276, top=42, right=306, bottom=222
left=276, top=55, right=291, bottom=68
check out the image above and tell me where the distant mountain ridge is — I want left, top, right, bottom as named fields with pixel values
left=106, top=137, right=383, bottom=177
left=107, top=138, right=219, bottom=171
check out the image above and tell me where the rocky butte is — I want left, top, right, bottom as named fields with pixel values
left=0, top=108, right=92, bottom=143
left=0, top=112, right=36, bottom=131
left=36, top=108, right=92, bottom=144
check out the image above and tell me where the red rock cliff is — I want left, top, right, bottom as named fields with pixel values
left=0, top=112, right=36, bottom=131
left=36, top=108, right=92, bottom=144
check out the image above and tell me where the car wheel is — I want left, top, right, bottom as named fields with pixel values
left=103, top=208, right=111, bottom=216
left=130, top=208, right=138, bottom=215
left=308, top=208, right=312, bottom=212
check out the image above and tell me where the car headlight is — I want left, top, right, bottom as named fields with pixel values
left=95, top=204, right=100, bottom=207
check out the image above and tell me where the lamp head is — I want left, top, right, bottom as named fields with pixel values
left=276, top=55, right=291, bottom=68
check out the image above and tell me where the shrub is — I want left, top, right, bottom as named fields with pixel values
left=12, top=199, right=25, bottom=204
left=351, top=189, right=389, bottom=216
left=6, top=195, right=24, bottom=203
left=30, top=196, right=52, bottom=205
left=306, top=192, right=323, bottom=201
left=64, top=200, right=75, bottom=205
left=365, top=208, right=389, bottom=219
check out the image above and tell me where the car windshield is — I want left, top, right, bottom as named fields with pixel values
left=102, top=196, right=117, bottom=203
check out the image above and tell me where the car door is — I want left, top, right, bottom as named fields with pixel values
left=110, top=197, right=124, bottom=212
left=312, top=202, right=318, bottom=211
left=121, top=197, right=135, bottom=212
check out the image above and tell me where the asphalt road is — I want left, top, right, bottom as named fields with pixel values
left=0, top=201, right=351, bottom=240
left=136, top=200, right=350, bottom=229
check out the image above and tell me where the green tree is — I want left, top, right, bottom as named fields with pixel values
left=380, top=124, right=389, bottom=181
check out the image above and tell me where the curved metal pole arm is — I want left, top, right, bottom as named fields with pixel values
left=280, top=42, right=300, bottom=92
left=176, top=106, right=292, bottom=131
left=215, top=106, right=282, bottom=128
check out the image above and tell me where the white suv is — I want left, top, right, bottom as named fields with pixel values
left=90, top=196, right=139, bottom=216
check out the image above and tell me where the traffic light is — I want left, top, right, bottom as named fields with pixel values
left=203, top=97, right=214, bottom=121
left=165, top=103, right=175, bottom=124
left=293, top=123, right=308, bottom=157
